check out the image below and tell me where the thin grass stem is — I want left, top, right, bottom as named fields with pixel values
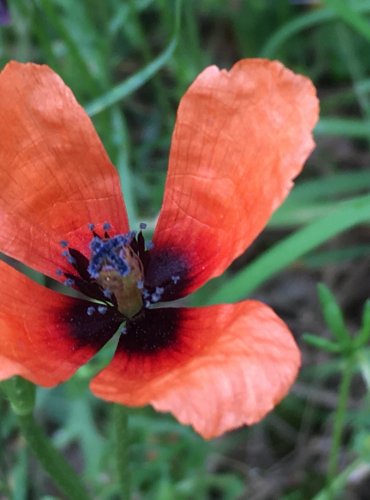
left=327, top=355, right=355, bottom=498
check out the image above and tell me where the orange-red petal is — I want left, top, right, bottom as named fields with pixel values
left=152, top=59, right=319, bottom=296
left=0, top=62, right=128, bottom=281
left=0, top=260, right=121, bottom=386
left=91, top=301, right=300, bottom=439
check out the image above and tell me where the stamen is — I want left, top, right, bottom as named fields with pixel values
left=61, top=249, right=76, bottom=265
left=137, top=280, right=144, bottom=290
left=139, top=222, right=147, bottom=230
left=145, top=241, right=154, bottom=251
left=88, top=223, right=95, bottom=231
left=90, top=237, right=104, bottom=253
left=87, top=229, right=145, bottom=318
left=56, top=268, right=63, bottom=276
left=97, top=305, right=107, bottom=315
left=88, top=234, right=132, bottom=279
left=171, top=275, right=180, bottom=284
left=151, top=286, right=164, bottom=303
left=59, top=240, right=68, bottom=248
left=87, top=306, right=95, bottom=316
left=103, top=222, right=111, bottom=231
left=120, top=326, right=127, bottom=335
left=63, top=278, right=75, bottom=287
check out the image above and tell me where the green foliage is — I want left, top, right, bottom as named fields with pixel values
left=304, top=287, right=370, bottom=499
left=0, top=377, right=35, bottom=416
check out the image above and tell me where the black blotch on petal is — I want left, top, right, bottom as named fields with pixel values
left=63, top=300, right=123, bottom=349
left=64, top=272, right=108, bottom=302
left=67, top=247, right=115, bottom=303
left=145, top=248, right=190, bottom=301
left=120, top=307, right=180, bottom=354
left=68, top=248, right=91, bottom=281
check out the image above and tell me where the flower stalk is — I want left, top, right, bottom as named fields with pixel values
left=16, top=413, right=90, bottom=500
left=1, top=377, right=89, bottom=500
left=114, top=404, right=131, bottom=499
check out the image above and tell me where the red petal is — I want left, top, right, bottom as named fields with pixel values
left=91, top=301, right=300, bottom=439
left=152, top=59, right=319, bottom=295
left=0, top=62, right=128, bottom=281
left=0, top=260, right=120, bottom=386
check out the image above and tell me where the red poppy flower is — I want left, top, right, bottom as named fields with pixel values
left=0, top=60, right=318, bottom=438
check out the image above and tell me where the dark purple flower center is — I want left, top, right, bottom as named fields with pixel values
left=57, top=223, right=191, bottom=354
left=87, top=233, right=144, bottom=318
left=58, top=224, right=160, bottom=320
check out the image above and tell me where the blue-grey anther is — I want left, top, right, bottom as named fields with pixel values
left=88, top=232, right=144, bottom=318
left=87, top=306, right=95, bottom=316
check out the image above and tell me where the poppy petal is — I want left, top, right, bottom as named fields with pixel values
left=91, top=301, right=300, bottom=439
left=0, top=260, right=122, bottom=386
left=151, top=59, right=319, bottom=296
left=0, top=62, right=128, bottom=282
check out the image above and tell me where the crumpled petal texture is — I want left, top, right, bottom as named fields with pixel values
left=91, top=301, right=300, bottom=439
left=0, top=260, right=117, bottom=385
left=153, top=59, right=319, bottom=295
left=0, top=62, right=128, bottom=281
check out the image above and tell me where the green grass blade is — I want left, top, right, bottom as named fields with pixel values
left=85, top=0, right=182, bottom=116
left=85, top=38, right=176, bottom=116
left=261, top=4, right=370, bottom=58
left=271, top=201, right=342, bottom=227
left=303, top=244, right=370, bottom=268
left=280, top=171, right=370, bottom=203
left=206, top=194, right=370, bottom=304
left=337, top=24, right=370, bottom=123
left=324, top=0, right=370, bottom=44
left=38, top=0, right=101, bottom=91
left=317, top=283, right=350, bottom=345
left=110, top=108, right=138, bottom=225
left=271, top=171, right=370, bottom=226
left=261, top=8, right=333, bottom=58
left=313, top=458, right=363, bottom=500
left=316, top=118, right=370, bottom=138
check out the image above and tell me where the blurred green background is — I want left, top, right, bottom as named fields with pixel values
left=2, top=0, right=370, bottom=498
